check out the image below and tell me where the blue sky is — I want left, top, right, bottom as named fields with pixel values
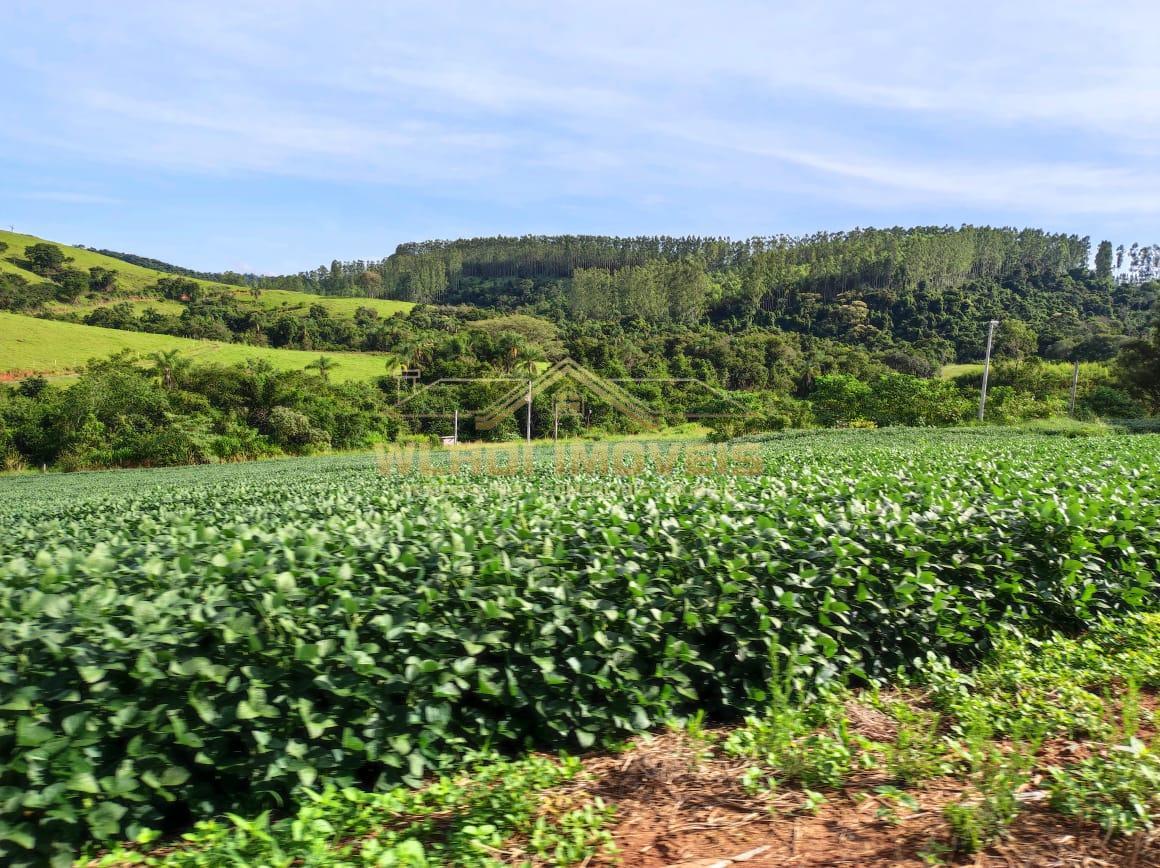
left=2, top=1, right=1158, bottom=274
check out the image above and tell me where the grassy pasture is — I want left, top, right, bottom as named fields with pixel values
left=0, top=312, right=393, bottom=382
left=939, top=362, right=984, bottom=379
left=0, top=230, right=235, bottom=296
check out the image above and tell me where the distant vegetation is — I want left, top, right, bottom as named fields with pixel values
left=0, top=231, right=412, bottom=354
left=1, top=225, right=1158, bottom=471
left=252, top=227, right=1159, bottom=357
left=78, top=245, right=252, bottom=286
left=0, top=313, right=395, bottom=382
left=0, top=344, right=401, bottom=470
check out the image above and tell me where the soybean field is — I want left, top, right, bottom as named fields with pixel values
left=0, top=429, right=1158, bottom=865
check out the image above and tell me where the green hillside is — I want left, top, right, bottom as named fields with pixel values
left=0, top=229, right=235, bottom=295
left=0, top=229, right=413, bottom=319
left=44, top=297, right=186, bottom=317
left=0, top=256, right=45, bottom=283
left=0, top=312, right=393, bottom=382
left=223, top=286, right=413, bottom=317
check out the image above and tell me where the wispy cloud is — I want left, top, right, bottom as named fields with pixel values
left=17, top=191, right=122, bottom=205
left=1, top=0, right=1158, bottom=269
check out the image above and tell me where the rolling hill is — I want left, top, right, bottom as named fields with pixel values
left=0, top=229, right=413, bottom=319
left=0, top=312, right=394, bottom=382
left=0, top=229, right=236, bottom=296
left=0, top=256, right=45, bottom=283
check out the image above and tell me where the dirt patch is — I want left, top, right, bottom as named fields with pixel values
left=548, top=729, right=1160, bottom=867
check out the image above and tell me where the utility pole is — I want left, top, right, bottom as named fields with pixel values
left=453, top=408, right=459, bottom=444
left=553, top=399, right=560, bottom=441
left=1068, top=360, right=1080, bottom=417
left=526, top=379, right=532, bottom=443
left=978, top=319, right=1000, bottom=422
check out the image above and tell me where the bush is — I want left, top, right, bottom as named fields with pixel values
left=0, top=273, right=55, bottom=311
left=268, top=406, right=332, bottom=453
left=809, top=374, right=872, bottom=426
left=1017, top=417, right=1112, bottom=437
left=1082, top=385, right=1145, bottom=418
left=982, top=386, right=1064, bottom=423
left=707, top=393, right=812, bottom=441
left=811, top=374, right=972, bottom=428
left=0, top=354, right=395, bottom=470
left=23, top=242, right=68, bottom=276
left=53, top=268, right=90, bottom=303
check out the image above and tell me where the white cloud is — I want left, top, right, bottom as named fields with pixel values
left=3, top=0, right=1159, bottom=240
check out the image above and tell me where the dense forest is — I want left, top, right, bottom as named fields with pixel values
left=243, top=227, right=1159, bottom=363
left=2, top=225, right=1159, bottom=470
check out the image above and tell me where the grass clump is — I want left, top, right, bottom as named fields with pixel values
left=91, top=753, right=615, bottom=867
left=1048, top=738, right=1160, bottom=837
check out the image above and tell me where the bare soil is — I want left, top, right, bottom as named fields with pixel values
left=535, top=694, right=1160, bottom=868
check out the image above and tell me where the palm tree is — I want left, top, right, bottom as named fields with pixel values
left=306, top=355, right=338, bottom=384
left=147, top=349, right=189, bottom=390
left=396, top=335, right=432, bottom=371
left=515, top=356, right=542, bottom=378
left=241, top=359, right=289, bottom=430
left=381, top=352, right=404, bottom=400
left=381, top=352, right=404, bottom=377
left=389, top=336, right=433, bottom=390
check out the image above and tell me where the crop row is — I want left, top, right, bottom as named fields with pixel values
left=0, top=431, right=1158, bottom=864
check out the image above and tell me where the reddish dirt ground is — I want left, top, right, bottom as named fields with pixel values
left=543, top=703, right=1160, bottom=868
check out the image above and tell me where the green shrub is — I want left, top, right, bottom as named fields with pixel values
left=883, top=704, right=947, bottom=785
left=91, top=753, right=614, bottom=867
left=1082, top=385, right=1145, bottom=418
left=1016, top=417, right=1112, bottom=437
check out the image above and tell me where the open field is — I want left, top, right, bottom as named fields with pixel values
left=939, top=362, right=983, bottom=379
left=0, top=312, right=392, bottom=381
left=43, top=297, right=186, bottom=317
left=225, top=286, right=414, bottom=318
left=1, top=230, right=414, bottom=319
left=0, top=256, right=45, bottom=283
left=0, top=429, right=1157, bottom=864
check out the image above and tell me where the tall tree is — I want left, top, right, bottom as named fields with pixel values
left=147, top=349, right=189, bottom=390
left=24, top=243, right=69, bottom=276
left=1095, top=240, right=1114, bottom=281
left=1118, top=321, right=1160, bottom=412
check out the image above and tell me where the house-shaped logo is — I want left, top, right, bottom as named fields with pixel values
left=472, top=358, right=659, bottom=430
left=390, top=357, right=755, bottom=430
